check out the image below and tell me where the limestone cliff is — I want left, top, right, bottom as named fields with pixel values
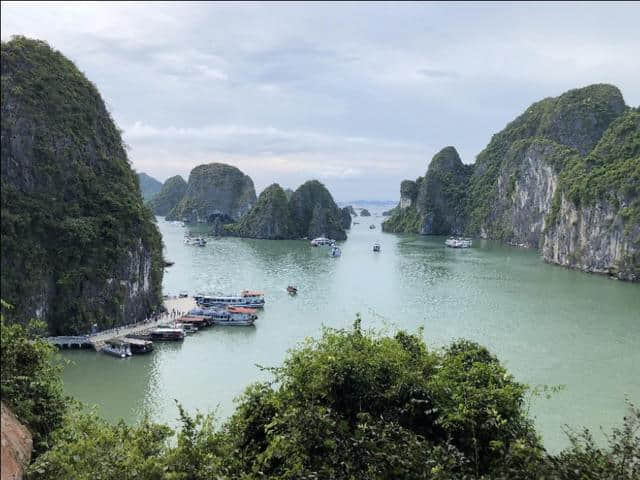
left=166, top=163, right=256, bottom=222
left=542, top=109, right=640, bottom=280
left=289, top=180, right=347, bottom=240
left=224, top=184, right=295, bottom=239
left=1, top=37, right=164, bottom=334
left=149, top=175, right=187, bottom=216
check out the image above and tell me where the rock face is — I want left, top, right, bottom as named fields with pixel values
left=1, top=37, right=164, bottom=334
left=149, top=175, right=187, bottom=216
left=542, top=109, right=640, bottom=280
left=360, top=209, right=371, bottom=217
left=400, top=179, right=421, bottom=209
left=167, top=163, right=256, bottom=223
left=137, top=172, right=163, bottom=201
left=224, top=184, right=295, bottom=239
left=383, top=84, right=639, bottom=280
left=345, top=205, right=357, bottom=216
left=289, top=180, right=347, bottom=240
left=1, top=402, right=32, bottom=480
left=340, top=207, right=352, bottom=229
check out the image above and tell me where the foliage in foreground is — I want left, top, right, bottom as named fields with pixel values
left=0, top=306, right=68, bottom=454
left=21, top=320, right=639, bottom=479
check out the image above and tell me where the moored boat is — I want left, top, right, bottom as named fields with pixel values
left=194, top=291, right=265, bottom=308
left=102, top=341, right=131, bottom=358
left=123, top=337, right=154, bottom=354
left=150, top=327, right=185, bottom=341
left=189, top=306, right=257, bottom=326
left=329, top=245, right=341, bottom=257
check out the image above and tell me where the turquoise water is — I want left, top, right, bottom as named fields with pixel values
left=61, top=214, right=640, bottom=452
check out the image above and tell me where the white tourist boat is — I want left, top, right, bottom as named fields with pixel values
left=445, top=237, right=472, bottom=248
left=194, top=290, right=265, bottom=308
left=310, top=236, right=336, bottom=247
left=189, top=306, right=257, bottom=326
left=329, top=245, right=342, bottom=257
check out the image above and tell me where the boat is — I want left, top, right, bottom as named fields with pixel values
left=174, top=322, right=199, bottom=334
left=445, top=237, right=472, bottom=248
left=179, top=291, right=189, bottom=298
left=194, top=291, right=265, bottom=308
left=373, top=243, right=381, bottom=252
left=310, top=237, right=335, bottom=247
left=149, top=327, right=185, bottom=341
left=102, top=341, right=131, bottom=358
left=123, top=337, right=154, bottom=354
left=329, top=245, right=341, bottom=257
left=190, top=306, right=257, bottom=326
left=369, top=224, right=376, bottom=229
left=287, top=286, right=298, bottom=295
left=184, top=236, right=207, bottom=246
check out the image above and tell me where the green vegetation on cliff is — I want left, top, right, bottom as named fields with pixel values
left=224, top=184, right=295, bottom=239
left=1, top=37, right=164, bottom=334
left=1, top=306, right=68, bottom=454
left=137, top=172, right=163, bottom=202
left=149, top=175, right=187, bottom=216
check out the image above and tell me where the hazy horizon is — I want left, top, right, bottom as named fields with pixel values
left=2, top=2, right=639, bottom=201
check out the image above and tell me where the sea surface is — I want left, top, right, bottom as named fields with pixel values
left=61, top=212, right=640, bottom=452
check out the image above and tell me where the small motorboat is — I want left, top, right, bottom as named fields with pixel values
left=287, top=286, right=298, bottom=295
left=329, top=245, right=342, bottom=257
left=369, top=224, right=376, bottom=229
left=373, top=243, right=381, bottom=252
left=178, top=291, right=189, bottom=298
left=102, top=341, right=131, bottom=358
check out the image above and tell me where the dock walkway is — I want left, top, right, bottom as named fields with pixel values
left=47, top=297, right=196, bottom=351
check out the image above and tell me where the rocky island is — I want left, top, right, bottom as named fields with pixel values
left=166, top=163, right=256, bottom=223
left=224, top=183, right=295, bottom=239
left=148, top=175, right=187, bottom=216
left=225, top=180, right=347, bottom=240
left=383, top=84, right=639, bottom=281
left=1, top=37, right=164, bottom=334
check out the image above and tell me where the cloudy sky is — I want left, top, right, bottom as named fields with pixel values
left=2, top=2, right=639, bottom=200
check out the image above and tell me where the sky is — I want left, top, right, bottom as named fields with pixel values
left=2, top=2, right=639, bottom=201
